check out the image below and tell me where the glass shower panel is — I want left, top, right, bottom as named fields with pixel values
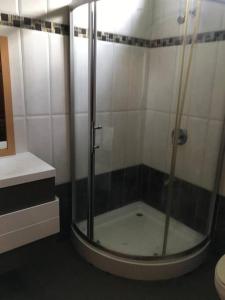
left=165, top=0, right=225, bottom=255
left=94, top=0, right=136, bottom=254
left=72, top=4, right=89, bottom=236
left=93, top=27, right=114, bottom=219
left=70, top=0, right=225, bottom=262
left=92, top=0, right=187, bottom=257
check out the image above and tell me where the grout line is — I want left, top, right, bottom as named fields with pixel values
left=47, top=0, right=50, bottom=20
left=19, top=28, right=29, bottom=153
left=25, top=113, right=70, bottom=118
left=72, top=110, right=225, bottom=123
left=47, top=33, right=55, bottom=167
left=16, top=0, right=20, bottom=16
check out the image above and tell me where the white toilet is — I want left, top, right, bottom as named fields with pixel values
left=215, top=255, right=225, bottom=299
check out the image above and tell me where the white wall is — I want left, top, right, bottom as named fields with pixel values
left=0, top=0, right=70, bottom=22
left=1, top=0, right=225, bottom=195
left=142, top=42, right=225, bottom=193
left=151, top=0, right=225, bottom=40
left=143, top=0, right=225, bottom=194
left=74, top=37, right=146, bottom=179
left=74, top=0, right=154, bottom=39
left=73, top=0, right=225, bottom=197
left=73, top=0, right=151, bottom=180
left=0, top=0, right=70, bottom=185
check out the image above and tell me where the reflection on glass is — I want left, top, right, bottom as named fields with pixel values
left=0, top=54, right=7, bottom=149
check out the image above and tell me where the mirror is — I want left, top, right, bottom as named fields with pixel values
left=0, top=36, right=15, bottom=156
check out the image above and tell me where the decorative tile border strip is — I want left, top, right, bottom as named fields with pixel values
left=74, top=27, right=88, bottom=38
left=75, top=26, right=225, bottom=48
left=75, top=27, right=152, bottom=47
left=0, top=12, right=69, bottom=35
left=0, top=11, right=225, bottom=46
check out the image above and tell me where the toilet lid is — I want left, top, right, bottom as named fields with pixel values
left=216, top=255, right=225, bottom=286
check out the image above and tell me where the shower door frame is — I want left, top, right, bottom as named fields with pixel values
left=69, top=0, right=97, bottom=241
left=70, top=0, right=224, bottom=261
left=87, top=0, right=97, bottom=240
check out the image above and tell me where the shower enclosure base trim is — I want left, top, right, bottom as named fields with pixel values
left=71, top=227, right=209, bottom=281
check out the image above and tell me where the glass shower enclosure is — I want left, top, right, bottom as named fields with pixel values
left=70, top=0, right=225, bottom=280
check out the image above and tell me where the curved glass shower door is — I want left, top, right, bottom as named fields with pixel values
left=72, top=3, right=89, bottom=235
left=165, top=0, right=225, bottom=255
left=71, top=0, right=225, bottom=259
left=91, top=0, right=204, bottom=257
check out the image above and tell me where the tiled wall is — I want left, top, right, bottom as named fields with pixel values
left=142, top=42, right=225, bottom=193
left=74, top=38, right=146, bottom=179
left=143, top=0, right=225, bottom=194
left=151, top=0, right=225, bottom=40
left=73, top=0, right=225, bottom=197
left=2, top=0, right=225, bottom=197
left=73, top=2, right=150, bottom=180
left=0, top=0, right=70, bottom=185
left=74, top=0, right=154, bottom=39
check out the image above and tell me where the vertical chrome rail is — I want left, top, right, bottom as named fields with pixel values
left=87, top=0, right=97, bottom=240
left=69, top=9, right=76, bottom=224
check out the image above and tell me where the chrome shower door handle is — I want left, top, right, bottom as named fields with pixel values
left=93, top=124, right=102, bottom=151
left=94, top=125, right=102, bottom=130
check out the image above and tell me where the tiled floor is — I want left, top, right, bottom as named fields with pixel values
left=79, top=202, right=203, bottom=256
left=0, top=235, right=220, bottom=300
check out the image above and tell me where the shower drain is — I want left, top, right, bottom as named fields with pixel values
left=136, top=213, right=143, bottom=217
